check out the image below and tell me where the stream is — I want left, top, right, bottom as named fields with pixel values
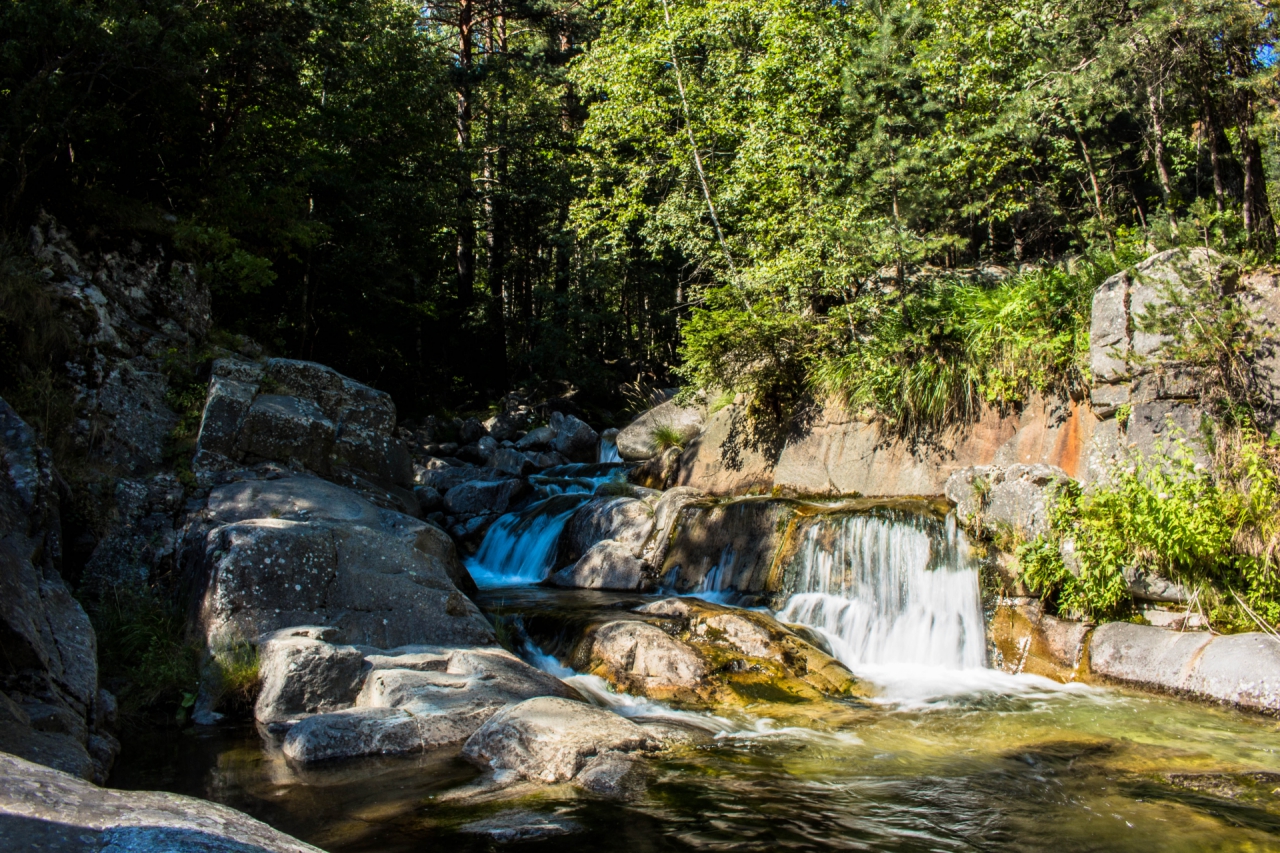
left=110, top=472, right=1280, bottom=852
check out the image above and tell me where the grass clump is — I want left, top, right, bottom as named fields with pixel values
left=651, top=423, right=687, bottom=452
left=90, top=590, right=203, bottom=725
left=204, top=641, right=261, bottom=715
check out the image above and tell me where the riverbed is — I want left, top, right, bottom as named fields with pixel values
left=111, top=583, right=1280, bottom=852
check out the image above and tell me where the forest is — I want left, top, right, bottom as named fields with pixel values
left=3, top=0, right=1276, bottom=423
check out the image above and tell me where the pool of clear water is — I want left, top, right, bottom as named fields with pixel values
left=109, top=587, right=1280, bottom=852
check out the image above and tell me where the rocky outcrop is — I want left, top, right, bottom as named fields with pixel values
left=572, top=598, right=861, bottom=710
left=264, top=636, right=576, bottom=763
left=461, top=696, right=661, bottom=786
left=0, top=398, right=117, bottom=782
left=1087, top=622, right=1280, bottom=713
left=194, top=357, right=417, bottom=513
left=183, top=471, right=492, bottom=649
left=659, top=498, right=795, bottom=599
left=0, top=751, right=321, bottom=853
left=30, top=215, right=211, bottom=477
left=617, top=399, right=705, bottom=461
left=549, top=541, right=653, bottom=591
left=945, top=464, right=1068, bottom=541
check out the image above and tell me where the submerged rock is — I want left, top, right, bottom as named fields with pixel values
left=462, top=696, right=660, bottom=784
left=0, top=751, right=322, bottom=853
left=459, top=809, right=583, bottom=841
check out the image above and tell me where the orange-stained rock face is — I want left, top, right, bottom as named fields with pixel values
left=676, top=395, right=1097, bottom=498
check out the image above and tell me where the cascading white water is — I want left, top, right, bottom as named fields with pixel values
left=776, top=510, right=986, bottom=671
left=465, top=496, right=585, bottom=587
left=466, top=463, right=627, bottom=587
left=598, top=440, right=622, bottom=464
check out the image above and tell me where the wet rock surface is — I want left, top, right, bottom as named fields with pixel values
left=568, top=597, right=863, bottom=710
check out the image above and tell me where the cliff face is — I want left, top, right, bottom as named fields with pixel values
left=0, top=398, right=116, bottom=782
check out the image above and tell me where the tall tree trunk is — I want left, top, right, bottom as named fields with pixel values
left=1147, top=85, right=1178, bottom=235
left=1204, top=101, right=1227, bottom=214
left=455, top=0, right=475, bottom=308
left=1239, top=97, right=1276, bottom=253
left=483, top=11, right=509, bottom=390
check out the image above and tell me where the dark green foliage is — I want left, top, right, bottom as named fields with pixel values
left=89, top=590, right=203, bottom=725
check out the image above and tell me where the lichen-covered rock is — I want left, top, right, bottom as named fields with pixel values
left=945, top=463, right=1068, bottom=540
left=462, top=696, right=660, bottom=784
left=586, top=621, right=709, bottom=692
left=616, top=398, right=705, bottom=461
left=196, top=473, right=476, bottom=596
left=0, top=751, right=322, bottom=853
left=193, top=519, right=493, bottom=649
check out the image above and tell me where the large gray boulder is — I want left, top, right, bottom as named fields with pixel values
left=1088, top=622, right=1280, bottom=713
left=0, top=751, right=322, bottom=853
left=945, top=463, right=1068, bottom=540
left=193, top=518, right=493, bottom=649
left=0, top=398, right=116, bottom=782
left=254, top=627, right=367, bottom=727
left=277, top=643, right=575, bottom=763
left=549, top=540, right=652, bottom=591
left=193, top=357, right=413, bottom=493
left=197, top=473, right=477, bottom=598
left=616, top=399, right=705, bottom=461
left=461, top=696, right=661, bottom=784
left=549, top=411, right=599, bottom=462
left=558, top=497, right=654, bottom=566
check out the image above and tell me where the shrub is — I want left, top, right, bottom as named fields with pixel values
left=89, top=590, right=203, bottom=724
left=1018, top=427, right=1280, bottom=629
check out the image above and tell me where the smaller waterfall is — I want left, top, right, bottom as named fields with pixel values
left=777, top=510, right=986, bottom=671
left=466, top=495, right=586, bottom=587
left=598, top=439, right=622, bottom=464
left=466, top=463, right=626, bottom=588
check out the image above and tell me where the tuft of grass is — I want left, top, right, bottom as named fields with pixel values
left=651, top=423, right=687, bottom=452
left=205, top=640, right=261, bottom=714
left=89, top=590, right=203, bottom=726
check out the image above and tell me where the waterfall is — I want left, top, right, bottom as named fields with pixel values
left=465, top=495, right=586, bottom=587
left=776, top=510, right=986, bottom=671
left=466, top=463, right=625, bottom=587
left=598, top=439, right=622, bottom=464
